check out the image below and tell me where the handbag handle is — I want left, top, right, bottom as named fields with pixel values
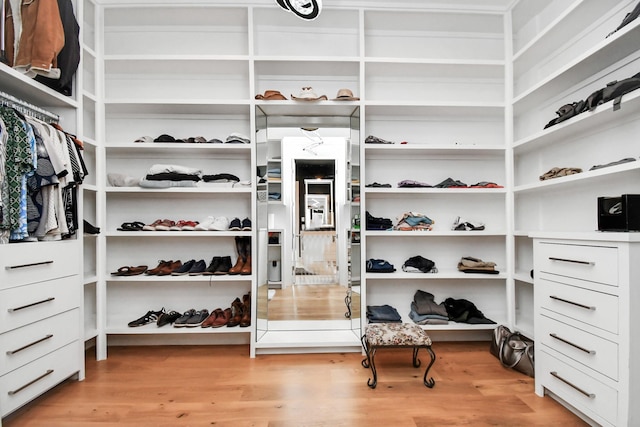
left=499, top=332, right=534, bottom=370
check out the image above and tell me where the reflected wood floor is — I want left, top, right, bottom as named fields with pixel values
left=267, top=284, right=358, bottom=321
left=3, top=343, right=587, bottom=426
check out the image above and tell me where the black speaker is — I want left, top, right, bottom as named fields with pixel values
left=598, top=194, right=640, bottom=231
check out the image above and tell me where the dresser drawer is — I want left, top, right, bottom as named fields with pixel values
left=537, top=242, right=618, bottom=287
left=538, top=278, right=618, bottom=335
left=539, top=349, right=617, bottom=426
left=538, top=314, right=618, bottom=381
left=0, top=341, right=80, bottom=417
left=0, top=241, right=79, bottom=290
left=0, top=309, right=80, bottom=376
left=0, top=277, right=80, bottom=334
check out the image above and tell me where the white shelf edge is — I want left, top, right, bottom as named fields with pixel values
left=104, top=186, right=251, bottom=194
left=104, top=54, right=250, bottom=61
left=83, top=45, right=97, bottom=59
left=513, top=272, right=534, bottom=284
left=364, top=230, right=507, bottom=237
left=364, top=188, right=507, bottom=195
left=364, top=57, right=505, bottom=66
left=106, top=325, right=251, bottom=335
left=83, top=184, right=98, bottom=192
left=105, top=231, right=252, bottom=237
left=104, top=98, right=251, bottom=106
left=513, top=89, right=640, bottom=151
left=254, top=55, right=361, bottom=63
left=514, top=160, right=640, bottom=193
left=106, top=274, right=252, bottom=281
left=365, top=271, right=506, bottom=279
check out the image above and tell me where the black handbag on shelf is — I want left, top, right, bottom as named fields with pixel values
left=490, top=325, right=535, bottom=378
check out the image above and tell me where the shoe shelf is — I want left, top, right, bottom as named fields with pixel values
left=105, top=322, right=249, bottom=335
left=105, top=231, right=251, bottom=238
left=107, top=276, right=251, bottom=283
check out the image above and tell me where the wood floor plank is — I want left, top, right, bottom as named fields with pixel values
left=3, top=342, right=587, bottom=427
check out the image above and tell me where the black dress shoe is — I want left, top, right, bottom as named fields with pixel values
left=83, top=220, right=100, bottom=234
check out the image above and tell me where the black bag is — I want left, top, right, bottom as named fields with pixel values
left=608, top=0, right=640, bottom=37
left=543, top=100, right=587, bottom=129
left=490, top=325, right=535, bottom=377
left=586, top=72, right=640, bottom=112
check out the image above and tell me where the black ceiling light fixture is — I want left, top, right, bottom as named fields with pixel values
left=276, top=0, right=322, bottom=20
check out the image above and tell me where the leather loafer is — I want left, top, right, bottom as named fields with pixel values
left=213, top=307, right=232, bottom=328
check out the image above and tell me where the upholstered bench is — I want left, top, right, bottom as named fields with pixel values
left=361, top=323, right=436, bottom=389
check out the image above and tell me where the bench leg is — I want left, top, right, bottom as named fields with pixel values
left=412, top=347, right=421, bottom=368
left=422, top=346, right=436, bottom=388
left=361, top=336, right=378, bottom=388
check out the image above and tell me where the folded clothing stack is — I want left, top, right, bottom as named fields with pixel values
left=409, top=290, right=448, bottom=325
left=457, top=256, right=498, bottom=274
left=367, top=304, right=402, bottom=323
left=395, top=211, right=433, bottom=231
left=366, top=211, right=393, bottom=230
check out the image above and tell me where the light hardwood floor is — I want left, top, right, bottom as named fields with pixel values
left=4, top=343, right=587, bottom=426
left=266, top=284, right=357, bottom=321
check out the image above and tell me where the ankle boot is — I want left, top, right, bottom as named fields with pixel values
left=240, top=293, right=251, bottom=327
left=228, top=237, right=245, bottom=275
left=213, top=255, right=232, bottom=275
left=227, top=298, right=243, bottom=327
left=240, top=255, right=251, bottom=275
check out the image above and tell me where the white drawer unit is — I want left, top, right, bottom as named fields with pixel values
left=0, top=240, right=83, bottom=422
left=0, top=342, right=81, bottom=417
left=0, top=241, right=79, bottom=290
left=533, top=234, right=640, bottom=427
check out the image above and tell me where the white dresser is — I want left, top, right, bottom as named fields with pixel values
left=0, top=241, right=83, bottom=422
left=532, top=233, right=640, bottom=427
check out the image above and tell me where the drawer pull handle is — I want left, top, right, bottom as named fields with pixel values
left=7, top=334, right=54, bottom=355
left=549, top=295, right=595, bottom=311
left=548, top=257, right=594, bottom=266
left=8, top=369, right=54, bottom=396
left=8, top=297, right=55, bottom=312
left=5, top=260, right=54, bottom=270
left=550, top=371, right=595, bottom=399
left=549, top=333, right=595, bottom=355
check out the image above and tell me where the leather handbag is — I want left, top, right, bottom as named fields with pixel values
left=490, top=325, right=535, bottom=378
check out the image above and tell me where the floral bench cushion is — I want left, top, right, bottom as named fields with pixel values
left=365, top=323, right=432, bottom=347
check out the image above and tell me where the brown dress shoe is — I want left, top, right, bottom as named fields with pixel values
left=146, top=260, right=172, bottom=275
left=158, top=260, right=182, bottom=276
left=201, top=309, right=221, bottom=328
left=212, top=308, right=231, bottom=328
left=227, top=298, right=243, bottom=327
left=240, top=294, right=251, bottom=327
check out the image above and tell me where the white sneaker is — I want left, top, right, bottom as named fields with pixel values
left=195, top=216, right=215, bottom=231
left=209, top=216, right=230, bottom=231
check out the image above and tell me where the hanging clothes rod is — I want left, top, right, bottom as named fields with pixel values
left=0, top=90, right=60, bottom=123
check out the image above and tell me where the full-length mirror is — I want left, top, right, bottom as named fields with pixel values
left=255, top=106, right=360, bottom=344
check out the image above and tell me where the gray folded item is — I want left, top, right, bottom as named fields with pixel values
left=412, top=291, right=449, bottom=317
left=107, top=173, right=141, bottom=187
left=138, top=178, right=197, bottom=188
